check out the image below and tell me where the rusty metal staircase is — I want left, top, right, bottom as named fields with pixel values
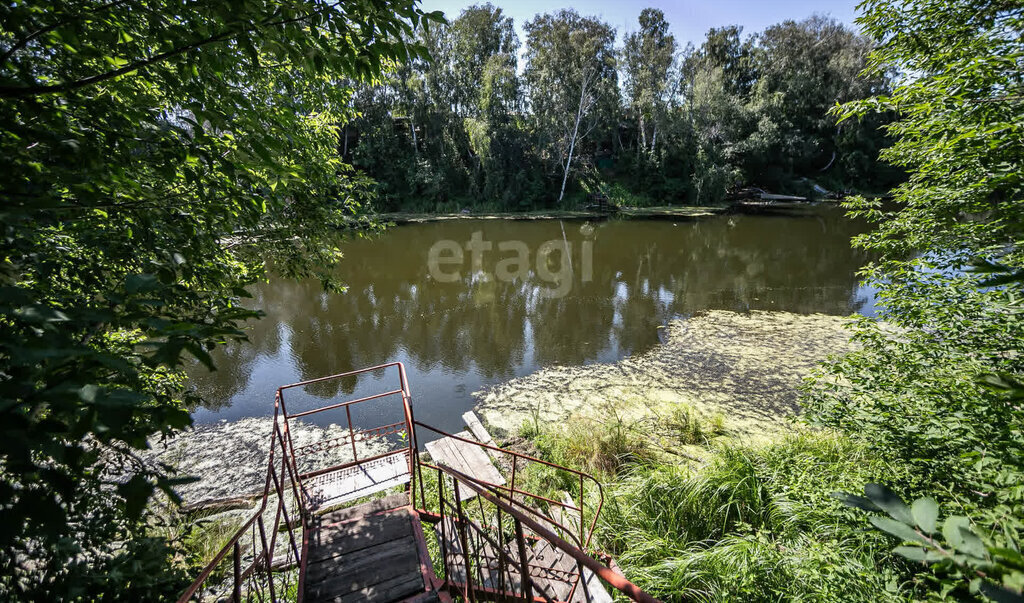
left=177, top=363, right=657, bottom=603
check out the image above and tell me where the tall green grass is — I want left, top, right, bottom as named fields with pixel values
left=520, top=418, right=917, bottom=602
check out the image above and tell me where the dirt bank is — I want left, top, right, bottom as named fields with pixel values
left=473, top=311, right=854, bottom=440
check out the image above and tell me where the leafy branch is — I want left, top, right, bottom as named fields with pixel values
left=836, top=484, right=1024, bottom=602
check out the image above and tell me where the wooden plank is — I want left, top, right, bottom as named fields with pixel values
left=570, top=566, right=614, bottom=603
left=332, top=574, right=425, bottom=603
left=304, top=453, right=411, bottom=511
left=450, top=435, right=504, bottom=487
left=435, top=512, right=608, bottom=603
left=306, top=511, right=414, bottom=565
left=304, top=535, right=423, bottom=601
left=528, top=540, right=576, bottom=601
left=317, top=492, right=409, bottom=523
left=425, top=432, right=505, bottom=501
left=436, top=517, right=522, bottom=593
left=424, top=437, right=466, bottom=499
left=550, top=491, right=581, bottom=543
left=461, top=411, right=500, bottom=461
left=550, top=492, right=613, bottom=603
left=425, top=435, right=478, bottom=500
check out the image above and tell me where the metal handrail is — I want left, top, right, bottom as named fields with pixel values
left=413, top=420, right=604, bottom=549
left=431, top=463, right=660, bottom=603
left=179, top=363, right=415, bottom=602
left=177, top=362, right=657, bottom=602
left=176, top=395, right=306, bottom=602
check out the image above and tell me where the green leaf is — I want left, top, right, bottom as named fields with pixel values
left=977, top=581, right=1024, bottom=603
left=125, top=273, right=161, bottom=294
left=864, top=484, right=914, bottom=524
left=990, top=548, right=1024, bottom=571
left=910, top=497, right=938, bottom=534
left=185, top=343, right=216, bottom=371
left=117, top=475, right=154, bottom=522
left=833, top=491, right=882, bottom=512
left=870, top=515, right=928, bottom=545
left=894, top=545, right=945, bottom=563
left=943, top=516, right=986, bottom=559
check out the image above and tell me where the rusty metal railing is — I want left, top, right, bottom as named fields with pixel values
left=277, top=362, right=416, bottom=487
left=176, top=395, right=305, bottom=602
left=177, top=362, right=415, bottom=602
left=423, top=462, right=659, bottom=603
left=177, top=362, right=658, bottom=602
left=413, top=421, right=603, bottom=551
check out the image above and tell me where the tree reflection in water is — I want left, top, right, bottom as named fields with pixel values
left=187, top=207, right=875, bottom=434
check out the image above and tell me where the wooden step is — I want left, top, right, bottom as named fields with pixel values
left=435, top=513, right=610, bottom=602
left=317, top=492, right=409, bottom=521
left=302, top=506, right=439, bottom=602
left=434, top=516, right=514, bottom=592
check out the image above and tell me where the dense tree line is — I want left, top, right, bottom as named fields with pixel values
left=350, top=4, right=902, bottom=212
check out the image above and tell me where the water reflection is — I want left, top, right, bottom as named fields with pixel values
left=187, top=207, right=874, bottom=432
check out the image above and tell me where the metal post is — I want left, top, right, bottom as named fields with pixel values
left=579, top=473, right=585, bottom=544
left=232, top=541, right=242, bottom=602
left=510, top=457, right=517, bottom=503
left=497, top=497, right=506, bottom=595
left=438, top=468, right=450, bottom=582
left=454, top=484, right=475, bottom=602
left=513, top=517, right=533, bottom=601
left=257, top=516, right=276, bottom=601
left=345, top=405, right=358, bottom=462
left=577, top=559, right=592, bottom=602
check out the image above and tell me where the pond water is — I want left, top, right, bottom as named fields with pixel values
left=187, top=206, right=876, bottom=435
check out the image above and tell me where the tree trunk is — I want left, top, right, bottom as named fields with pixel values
left=559, top=74, right=590, bottom=204
left=639, top=112, right=647, bottom=156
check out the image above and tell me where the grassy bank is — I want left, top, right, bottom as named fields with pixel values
left=472, top=310, right=925, bottom=601
left=507, top=415, right=915, bottom=602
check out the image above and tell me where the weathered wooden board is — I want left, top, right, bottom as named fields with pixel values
left=424, top=431, right=504, bottom=500
left=303, top=452, right=411, bottom=512
left=318, top=492, right=409, bottom=523
left=307, top=512, right=415, bottom=565
left=461, top=411, right=500, bottom=461
left=303, top=507, right=432, bottom=602
left=436, top=516, right=534, bottom=595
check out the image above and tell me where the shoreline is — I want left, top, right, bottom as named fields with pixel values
left=472, top=310, right=855, bottom=442
left=152, top=310, right=856, bottom=504
left=378, top=205, right=726, bottom=224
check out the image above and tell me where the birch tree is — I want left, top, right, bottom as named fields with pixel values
left=524, top=10, right=617, bottom=203
left=622, top=9, right=677, bottom=157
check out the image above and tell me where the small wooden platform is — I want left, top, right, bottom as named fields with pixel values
left=303, top=452, right=411, bottom=512
left=302, top=494, right=440, bottom=602
left=424, top=430, right=505, bottom=500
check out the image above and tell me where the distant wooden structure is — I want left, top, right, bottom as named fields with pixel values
left=726, top=187, right=807, bottom=203
left=583, top=191, right=619, bottom=214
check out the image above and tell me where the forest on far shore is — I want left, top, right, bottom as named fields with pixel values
left=346, top=4, right=904, bottom=212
